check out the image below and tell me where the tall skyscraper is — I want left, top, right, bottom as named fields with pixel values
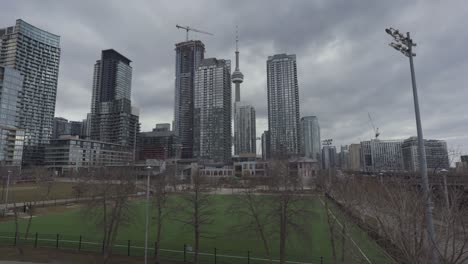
left=233, top=31, right=256, bottom=156
left=261, top=131, right=271, bottom=160
left=267, top=54, right=300, bottom=156
left=0, top=66, right=24, bottom=166
left=322, top=145, right=337, bottom=169
left=173, top=40, right=205, bottom=159
left=193, top=58, right=232, bottom=162
left=300, top=116, right=321, bottom=159
left=90, top=49, right=139, bottom=150
left=0, top=19, right=61, bottom=166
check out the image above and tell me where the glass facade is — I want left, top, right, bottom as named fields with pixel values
left=90, top=50, right=139, bottom=151
left=267, top=54, right=301, bottom=156
left=301, top=116, right=321, bottom=160
left=0, top=66, right=24, bottom=166
left=173, top=41, right=205, bottom=159
left=193, top=58, right=232, bottom=162
left=0, top=19, right=61, bottom=166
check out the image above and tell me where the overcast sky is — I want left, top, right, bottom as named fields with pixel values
left=1, top=0, right=467, bottom=159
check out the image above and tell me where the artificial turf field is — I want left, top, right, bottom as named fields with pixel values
left=0, top=194, right=394, bottom=264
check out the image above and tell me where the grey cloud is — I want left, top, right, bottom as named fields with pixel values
left=1, top=0, right=467, bottom=157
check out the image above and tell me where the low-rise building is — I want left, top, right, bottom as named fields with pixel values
left=402, top=137, right=449, bottom=172
left=360, top=139, right=403, bottom=172
left=44, top=136, right=133, bottom=174
left=138, top=124, right=181, bottom=161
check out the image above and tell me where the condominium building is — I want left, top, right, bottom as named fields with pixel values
left=360, top=139, right=403, bottom=172
left=0, top=19, right=61, bottom=166
left=402, top=137, right=449, bottom=172
left=338, top=145, right=349, bottom=170
left=90, top=49, right=139, bottom=151
left=52, top=117, right=70, bottom=139
left=193, top=58, right=232, bottom=162
left=0, top=66, right=24, bottom=166
left=267, top=54, right=300, bottom=156
left=348, top=143, right=361, bottom=171
left=44, top=136, right=133, bottom=174
left=301, top=116, right=321, bottom=159
left=173, top=40, right=205, bottom=159
left=138, top=124, right=181, bottom=161
left=261, top=131, right=271, bottom=160
left=322, top=145, right=337, bottom=169
left=234, top=103, right=256, bottom=156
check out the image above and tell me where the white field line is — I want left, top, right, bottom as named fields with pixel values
left=0, top=235, right=315, bottom=264
left=319, top=198, right=372, bottom=264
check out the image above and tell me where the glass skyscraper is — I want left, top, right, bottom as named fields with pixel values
left=301, top=116, right=321, bottom=160
left=173, top=40, right=205, bottom=159
left=0, top=19, right=61, bottom=166
left=267, top=54, right=301, bottom=156
left=90, top=49, right=139, bottom=153
left=0, top=66, right=24, bottom=166
left=193, top=58, right=232, bottom=162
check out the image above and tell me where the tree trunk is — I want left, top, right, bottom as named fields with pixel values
left=279, top=200, right=287, bottom=264
left=155, top=200, right=162, bottom=264
left=194, top=192, right=199, bottom=264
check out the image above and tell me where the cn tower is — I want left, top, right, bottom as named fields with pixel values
left=232, top=28, right=244, bottom=102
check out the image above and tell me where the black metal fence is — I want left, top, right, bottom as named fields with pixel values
left=0, top=232, right=330, bottom=264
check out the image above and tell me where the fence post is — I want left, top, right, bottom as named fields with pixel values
left=320, top=256, right=323, bottom=264
left=56, top=234, right=59, bottom=248
left=214, top=247, right=217, bottom=264
left=127, top=240, right=130, bottom=256
left=13, top=231, right=17, bottom=246
left=247, top=250, right=250, bottom=264
left=183, top=244, right=186, bottom=262
left=78, top=235, right=82, bottom=251
left=154, top=241, right=157, bottom=257
left=102, top=239, right=105, bottom=253
left=34, top=232, right=38, bottom=248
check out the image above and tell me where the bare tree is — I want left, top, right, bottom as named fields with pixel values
left=267, top=157, right=312, bottom=264
left=151, top=168, right=174, bottom=264
left=228, top=180, right=274, bottom=263
left=176, top=168, right=214, bottom=264
left=82, top=167, right=136, bottom=262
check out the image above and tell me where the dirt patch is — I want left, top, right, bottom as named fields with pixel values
left=0, top=246, right=184, bottom=264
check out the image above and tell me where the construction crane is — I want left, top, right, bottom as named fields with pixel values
left=176, top=24, right=213, bottom=41
left=368, top=113, right=380, bottom=139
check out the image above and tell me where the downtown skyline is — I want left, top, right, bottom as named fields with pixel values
left=1, top=1, right=467, bottom=158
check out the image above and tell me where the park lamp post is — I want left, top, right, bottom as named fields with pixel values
left=2, top=170, right=11, bottom=215
left=385, top=27, right=438, bottom=264
left=144, top=166, right=152, bottom=264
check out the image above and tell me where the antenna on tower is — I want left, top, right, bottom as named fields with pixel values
left=235, top=25, right=239, bottom=52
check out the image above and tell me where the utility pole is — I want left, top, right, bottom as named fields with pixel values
left=144, top=166, right=152, bottom=264
left=386, top=27, right=438, bottom=264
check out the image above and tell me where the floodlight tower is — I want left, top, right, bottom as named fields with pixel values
left=385, top=27, right=438, bottom=264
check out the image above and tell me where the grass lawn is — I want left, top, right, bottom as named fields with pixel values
left=0, top=194, right=394, bottom=264
left=1, top=182, right=79, bottom=203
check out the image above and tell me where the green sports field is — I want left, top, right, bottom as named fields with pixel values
left=0, top=194, right=394, bottom=264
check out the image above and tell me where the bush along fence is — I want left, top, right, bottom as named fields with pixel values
left=0, top=232, right=333, bottom=264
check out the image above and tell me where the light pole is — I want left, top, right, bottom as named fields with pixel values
left=3, top=170, right=11, bottom=215
left=437, top=169, right=450, bottom=209
left=385, top=27, right=438, bottom=264
left=144, top=166, right=152, bottom=264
